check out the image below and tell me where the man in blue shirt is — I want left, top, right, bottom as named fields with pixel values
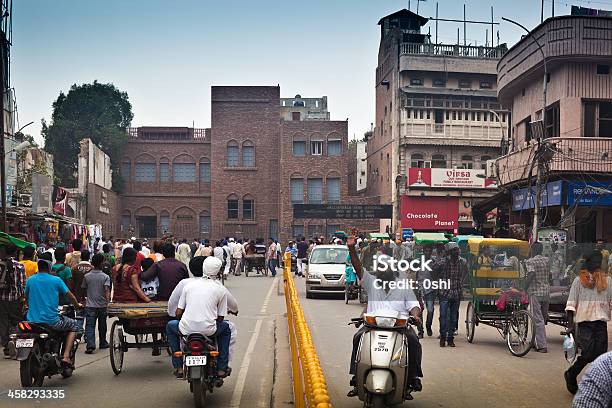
left=25, top=252, right=82, bottom=367
left=572, top=351, right=612, bottom=408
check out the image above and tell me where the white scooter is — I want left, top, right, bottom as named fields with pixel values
left=349, top=311, right=417, bottom=408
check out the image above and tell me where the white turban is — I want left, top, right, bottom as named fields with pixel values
left=203, top=256, right=222, bottom=277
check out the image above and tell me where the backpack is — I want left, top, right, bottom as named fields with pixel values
left=0, top=258, right=14, bottom=289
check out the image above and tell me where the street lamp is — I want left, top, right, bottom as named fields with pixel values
left=501, top=17, right=548, bottom=243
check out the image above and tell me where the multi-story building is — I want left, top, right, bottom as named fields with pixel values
left=368, top=9, right=509, bottom=234
left=280, top=95, right=330, bottom=121
left=493, top=14, right=612, bottom=242
left=117, top=87, right=377, bottom=242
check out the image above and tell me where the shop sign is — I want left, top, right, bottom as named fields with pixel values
left=293, top=204, right=392, bottom=219
left=512, top=180, right=563, bottom=211
left=567, top=181, right=612, bottom=206
left=31, top=174, right=52, bottom=214
left=400, top=196, right=459, bottom=230
left=458, top=198, right=473, bottom=222
left=408, top=168, right=498, bottom=189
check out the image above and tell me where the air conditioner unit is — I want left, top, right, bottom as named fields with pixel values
left=19, top=194, right=32, bottom=207
left=485, top=159, right=498, bottom=179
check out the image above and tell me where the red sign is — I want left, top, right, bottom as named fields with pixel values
left=408, top=168, right=498, bottom=189
left=400, top=196, right=459, bottom=230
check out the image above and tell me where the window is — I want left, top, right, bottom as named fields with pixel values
left=291, top=178, right=304, bottom=203
left=227, top=142, right=239, bottom=167
left=159, top=162, right=169, bottom=182
left=307, top=224, right=324, bottom=238
left=545, top=101, right=560, bottom=138
left=328, top=140, right=341, bottom=156
left=597, top=64, right=610, bottom=75
left=435, top=110, right=444, bottom=124
left=173, top=163, right=196, bottom=182
left=199, top=212, right=210, bottom=234
left=307, top=178, right=323, bottom=204
left=311, top=140, right=323, bottom=155
left=459, top=80, right=471, bottom=88
left=431, top=154, right=446, bottom=168
left=584, top=101, right=612, bottom=137
left=433, top=78, right=446, bottom=87
left=460, top=155, right=474, bottom=169
left=121, top=213, right=131, bottom=231
left=523, top=116, right=533, bottom=142
left=326, top=224, right=341, bottom=239
left=242, top=142, right=255, bottom=167
left=411, top=153, right=428, bottom=168
left=135, top=163, right=155, bottom=182
left=292, top=224, right=304, bottom=240
left=291, top=111, right=301, bottom=121
left=121, top=162, right=131, bottom=180
left=410, top=78, right=423, bottom=86
left=243, top=199, right=254, bottom=220
left=481, top=156, right=492, bottom=169
left=227, top=198, right=239, bottom=219
left=199, top=160, right=211, bottom=182
left=327, top=178, right=340, bottom=203
left=293, top=141, right=306, bottom=156
left=160, top=211, right=170, bottom=234
left=269, top=219, right=278, bottom=241
left=480, top=81, right=492, bottom=89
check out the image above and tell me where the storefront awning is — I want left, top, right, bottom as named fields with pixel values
left=472, top=189, right=510, bottom=223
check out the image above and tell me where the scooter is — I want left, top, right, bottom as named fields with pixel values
left=12, top=305, right=83, bottom=387
left=349, top=311, right=417, bottom=408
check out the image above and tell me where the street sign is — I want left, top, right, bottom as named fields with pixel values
left=293, top=204, right=392, bottom=219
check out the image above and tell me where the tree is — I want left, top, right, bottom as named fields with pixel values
left=42, top=81, right=133, bottom=191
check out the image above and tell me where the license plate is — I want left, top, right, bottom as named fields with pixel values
left=16, top=338, right=34, bottom=348
left=185, top=355, right=207, bottom=367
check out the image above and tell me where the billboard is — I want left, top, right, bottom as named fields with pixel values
left=293, top=204, right=392, bottom=219
left=408, top=168, right=498, bottom=189
left=31, top=174, right=53, bottom=214
left=400, top=196, right=459, bottom=230
left=567, top=181, right=612, bottom=206
left=512, top=180, right=563, bottom=211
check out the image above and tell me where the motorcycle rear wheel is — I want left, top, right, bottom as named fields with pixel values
left=20, top=343, right=44, bottom=387
left=193, top=378, right=207, bottom=408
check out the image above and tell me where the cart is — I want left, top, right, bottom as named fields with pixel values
left=465, top=238, right=536, bottom=357
left=548, top=286, right=570, bottom=327
left=107, top=302, right=172, bottom=375
left=244, top=254, right=266, bottom=276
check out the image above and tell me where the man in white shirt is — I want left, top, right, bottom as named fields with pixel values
left=231, top=239, right=246, bottom=276
left=347, top=237, right=423, bottom=396
left=140, top=240, right=151, bottom=258
left=165, top=257, right=232, bottom=378
left=168, top=257, right=239, bottom=368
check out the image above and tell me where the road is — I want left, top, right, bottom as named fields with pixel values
left=0, top=272, right=287, bottom=408
left=296, top=278, right=612, bottom=408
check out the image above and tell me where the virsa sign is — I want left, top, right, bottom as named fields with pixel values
left=408, top=168, right=497, bottom=189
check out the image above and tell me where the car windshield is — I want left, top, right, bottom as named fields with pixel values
left=310, top=247, right=348, bottom=264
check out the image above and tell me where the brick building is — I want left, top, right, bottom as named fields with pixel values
left=117, top=86, right=377, bottom=243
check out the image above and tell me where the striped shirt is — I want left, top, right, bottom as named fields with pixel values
left=572, top=351, right=612, bottom=408
left=0, top=258, right=26, bottom=302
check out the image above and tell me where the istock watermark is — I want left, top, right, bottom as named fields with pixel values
left=372, top=254, right=433, bottom=273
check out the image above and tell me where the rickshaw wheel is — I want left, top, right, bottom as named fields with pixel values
left=506, top=310, right=535, bottom=357
left=466, top=301, right=476, bottom=343
left=110, top=320, right=125, bottom=375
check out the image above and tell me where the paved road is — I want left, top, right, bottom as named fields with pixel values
left=0, top=272, right=287, bottom=408
left=296, top=278, right=612, bottom=408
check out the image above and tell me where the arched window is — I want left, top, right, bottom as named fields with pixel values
left=121, top=211, right=131, bottom=232
left=242, top=141, right=255, bottom=167
left=135, top=155, right=156, bottom=182
left=242, top=195, right=254, bottom=220
left=461, top=155, right=474, bottom=169
left=227, top=141, right=239, bottom=167
left=199, top=211, right=210, bottom=235
left=160, top=211, right=170, bottom=235
left=327, top=134, right=342, bottom=156
left=121, top=161, right=131, bottom=181
left=326, top=177, right=341, bottom=204
left=410, top=153, right=425, bottom=168
left=291, top=177, right=304, bottom=204
left=159, top=158, right=170, bottom=182
left=173, top=155, right=196, bottom=182
left=431, top=154, right=446, bottom=168
left=227, top=194, right=239, bottom=219
left=199, top=158, right=211, bottom=182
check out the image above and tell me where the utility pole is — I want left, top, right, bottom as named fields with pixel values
left=0, top=28, right=5, bottom=232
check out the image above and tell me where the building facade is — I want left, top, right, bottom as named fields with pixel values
left=494, top=14, right=612, bottom=242
left=369, top=9, right=509, bottom=235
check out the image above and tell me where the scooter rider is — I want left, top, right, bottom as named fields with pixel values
left=346, top=236, right=423, bottom=397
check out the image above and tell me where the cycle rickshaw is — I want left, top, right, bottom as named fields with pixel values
left=107, top=302, right=171, bottom=375
left=465, top=238, right=536, bottom=357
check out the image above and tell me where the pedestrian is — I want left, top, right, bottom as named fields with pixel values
left=82, top=253, right=111, bottom=354
left=132, top=240, right=146, bottom=270
left=190, top=238, right=200, bottom=257
left=571, top=351, right=612, bottom=407
left=266, top=238, right=277, bottom=277
left=139, top=243, right=188, bottom=301
left=65, top=239, right=83, bottom=270
left=73, top=250, right=92, bottom=330
left=0, top=244, right=26, bottom=359
left=595, top=239, right=611, bottom=274
left=101, top=244, right=116, bottom=269
left=525, top=241, right=550, bottom=353
left=564, top=250, right=612, bottom=395
left=435, top=242, right=467, bottom=347
left=111, top=248, right=151, bottom=303
left=20, top=245, right=38, bottom=279
left=195, top=239, right=213, bottom=257
left=52, top=247, right=73, bottom=305
left=176, top=239, right=192, bottom=266
left=417, top=244, right=436, bottom=338
left=140, top=240, right=151, bottom=258
left=296, top=237, right=308, bottom=277
left=232, top=239, right=245, bottom=276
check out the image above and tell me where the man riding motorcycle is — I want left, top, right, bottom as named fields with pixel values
left=346, top=236, right=423, bottom=397
left=24, top=252, right=83, bottom=367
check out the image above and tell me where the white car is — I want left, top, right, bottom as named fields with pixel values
left=305, top=245, right=348, bottom=299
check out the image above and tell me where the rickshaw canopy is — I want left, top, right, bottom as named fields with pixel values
left=0, top=232, right=36, bottom=249
left=468, top=237, right=529, bottom=257
left=368, top=233, right=389, bottom=240
left=413, top=232, right=449, bottom=245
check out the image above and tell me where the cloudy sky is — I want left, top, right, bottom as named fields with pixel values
left=11, top=0, right=601, bottom=144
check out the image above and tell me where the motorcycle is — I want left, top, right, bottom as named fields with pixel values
left=349, top=311, right=417, bottom=408
left=12, top=305, right=83, bottom=387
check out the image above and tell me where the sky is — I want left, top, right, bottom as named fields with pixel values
left=10, top=0, right=609, bottom=145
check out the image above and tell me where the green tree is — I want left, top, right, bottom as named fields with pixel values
left=42, top=81, right=133, bottom=191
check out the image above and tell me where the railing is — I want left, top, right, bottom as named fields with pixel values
left=126, top=127, right=208, bottom=141
left=400, top=42, right=507, bottom=59
left=283, top=252, right=331, bottom=408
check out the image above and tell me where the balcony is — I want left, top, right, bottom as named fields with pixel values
left=400, top=43, right=507, bottom=59
left=127, top=127, right=209, bottom=142
left=496, top=137, right=612, bottom=186
left=400, top=122, right=504, bottom=147
left=399, top=43, right=506, bottom=75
